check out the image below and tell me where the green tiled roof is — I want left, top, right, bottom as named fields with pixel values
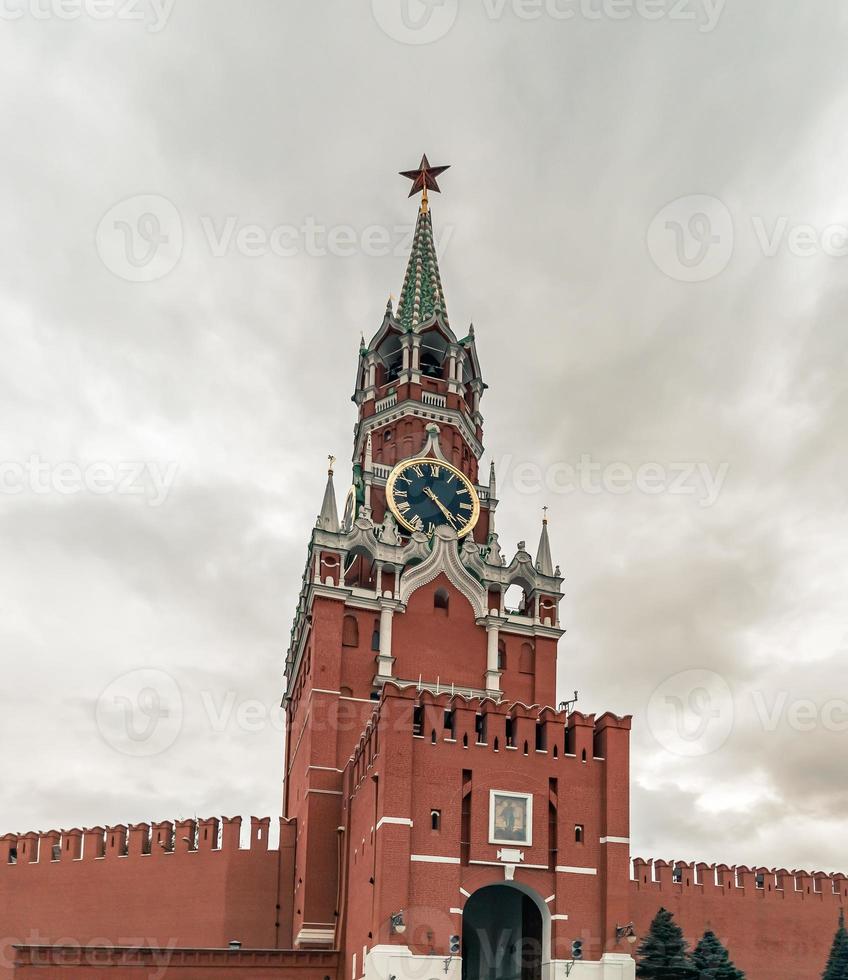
left=396, top=208, right=449, bottom=331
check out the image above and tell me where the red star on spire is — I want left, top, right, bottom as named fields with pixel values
left=399, top=154, right=450, bottom=208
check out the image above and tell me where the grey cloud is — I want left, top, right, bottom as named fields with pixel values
left=1, top=0, right=845, bottom=876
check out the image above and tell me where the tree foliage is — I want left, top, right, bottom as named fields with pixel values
left=822, top=910, right=848, bottom=980
left=636, top=907, right=697, bottom=979
left=691, top=930, right=745, bottom=980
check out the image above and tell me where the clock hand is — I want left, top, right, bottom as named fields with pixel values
left=424, top=487, right=459, bottom=526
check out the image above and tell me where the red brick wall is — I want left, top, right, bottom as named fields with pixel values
left=631, top=860, right=847, bottom=980
left=0, top=818, right=290, bottom=980
left=12, top=946, right=338, bottom=980
left=391, top=575, right=487, bottom=690
left=340, top=684, right=633, bottom=973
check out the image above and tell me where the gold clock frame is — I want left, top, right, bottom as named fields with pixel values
left=385, top=456, right=481, bottom=538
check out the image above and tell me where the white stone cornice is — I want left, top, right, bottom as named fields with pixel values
left=399, top=526, right=487, bottom=618
left=353, top=399, right=483, bottom=461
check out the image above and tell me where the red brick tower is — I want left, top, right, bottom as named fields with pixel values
left=283, top=159, right=635, bottom=980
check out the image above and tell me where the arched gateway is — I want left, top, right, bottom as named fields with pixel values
left=462, top=884, right=549, bottom=980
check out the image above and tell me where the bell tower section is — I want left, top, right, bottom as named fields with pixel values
left=350, top=158, right=491, bottom=545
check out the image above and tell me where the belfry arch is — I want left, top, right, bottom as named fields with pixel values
left=462, top=882, right=550, bottom=980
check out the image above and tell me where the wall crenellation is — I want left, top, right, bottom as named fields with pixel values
left=632, top=857, right=848, bottom=903
left=344, top=681, right=631, bottom=797
left=0, top=816, right=276, bottom=869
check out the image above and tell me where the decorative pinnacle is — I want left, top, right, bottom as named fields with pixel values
left=328, top=454, right=336, bottom=475
left=542, top=505, right=549, bottom=525
left=399, top=154, right=450, bottom=213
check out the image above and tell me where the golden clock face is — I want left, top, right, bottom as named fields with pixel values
left=386, top=457, right=480, bottom=538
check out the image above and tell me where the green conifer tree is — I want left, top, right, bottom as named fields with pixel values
left=636, top=907, right=697, bottom=979
left=822, top=909, right=848, bottom=980
left=691, top=930, right=745, bottom=979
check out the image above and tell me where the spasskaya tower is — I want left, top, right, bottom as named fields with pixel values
left=282, top=157, right=634, bottom=980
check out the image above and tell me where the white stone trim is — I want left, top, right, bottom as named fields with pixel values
left=545, top=895, right=555, bottom=904
left=306, top=789, right=344, bottom=796
left=600, top=836, right=629, bottom=845
left=555, top=865, right=597, bottom=875
left=449, top=907, right=463, bottom=915
left=377, top=817, right=413, bottom=830
left=551, top=914, right=569, bottom=921
left=469, top=860, right=549, bottom=870
left=295, top=927, right=335, bottom=946
left=410, top=853, right=461, bottom=864
left=399, top=526, right=487, bottom=618
left=365, top=945, right=463, bottom=980
left=545, top=956, right=636, bottom=980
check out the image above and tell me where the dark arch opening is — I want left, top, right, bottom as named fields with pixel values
left=462, top=885, right=544, bottom=980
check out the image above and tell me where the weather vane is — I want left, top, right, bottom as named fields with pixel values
left=328, top=454, right=336, bottom=475
left=399, top=154, right=450, bottom=213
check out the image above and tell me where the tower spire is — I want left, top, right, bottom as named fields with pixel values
left=396, top=155, right=452, bottom=332
left=317, top=455, right=340, bottom=533
left=536, top=507, right=554, bottom=576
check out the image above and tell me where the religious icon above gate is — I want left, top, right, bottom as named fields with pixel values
left=489, top=790, right=533, bottom=846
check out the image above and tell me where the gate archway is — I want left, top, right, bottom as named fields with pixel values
left=461, top=883, right=549, bottom=980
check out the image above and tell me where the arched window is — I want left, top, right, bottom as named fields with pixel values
left=431, top=810, right=441, bottom=831
left=342, top=615, right=359, bottom=648
left=519, top=642, right=535, bottom=674
left=434, top=588, right=449, bottom=612
left=575, top=824, right=584, bottom=844
left=378, top=334, right=403, bottom=383
left=420, top=350, right=443, bottom=378
left=497, top=639, right=506, bottom=670
left=371, top=619, right=380, bottom=652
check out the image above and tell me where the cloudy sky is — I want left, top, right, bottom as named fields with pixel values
left=1, top=1, right=846, bottom=873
